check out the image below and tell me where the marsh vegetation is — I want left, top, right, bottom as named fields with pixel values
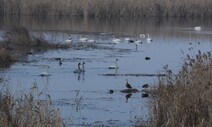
left=0, top=83, right=64, bottom=127
left=149, top=51, right=212, bottom=126
left=0, top=0, right=212, bottom=17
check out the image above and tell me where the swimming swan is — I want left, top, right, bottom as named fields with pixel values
left=124, top=37, right=134, bottom=43
left=194, top=26, right=201, bottom=31
left=112, top=36, right=121, bottom=44
left=147, top=34, right=153, bottom=42
left=79, top=36, right=88, bottom=43
left=87, top=39, right=95, bottom=43
left=40, top=65, right=50, bottom=76
left=108, top=58, right=119, bottom=69
left=74, top=63, right=82, bottom=73
left=139, top=34, right=146, bottom=38
left=64, top=37, right=73, bottom=44
left=81, top=62, right=86, bottom=72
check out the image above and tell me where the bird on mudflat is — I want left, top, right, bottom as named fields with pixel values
left=126, top=79, right=132, bottom=89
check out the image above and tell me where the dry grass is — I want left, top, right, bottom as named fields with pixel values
left=0, top=0, right=212, bottom=17
left=149, top=51, right=212, bottom=127
left=0, top=83, right=64, bottom=127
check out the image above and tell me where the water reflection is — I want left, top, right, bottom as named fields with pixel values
left=125, top=93, right=132, bottom=103
left=1, top=16, right=212, bottom=41
left=76, top=72, right=85, bottom=82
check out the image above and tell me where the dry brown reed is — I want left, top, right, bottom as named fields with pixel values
left=150, top=51, right=212, bottom=127
left=0, top=83, right=64, bottom=127
left=0, top=0, right=212, bottom=17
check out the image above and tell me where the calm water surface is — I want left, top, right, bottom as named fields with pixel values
left=0, top=16, right=212, bottom=126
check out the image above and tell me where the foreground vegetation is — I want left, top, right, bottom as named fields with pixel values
left=0, top=0, right=212, bottom=17
left=0, top=83, right=63, bottom=127
left=150, top=51, right=212, bottom=126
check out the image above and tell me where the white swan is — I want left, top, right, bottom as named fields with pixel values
left=194, top=26, right=201, bottom=31
left=40, top=65, right=50, bottom=76
left=139, top=34, right=146, bottom=38
left=146, top=33, right=153, bottom=43
left=64, top=37, right=73, bottom=44
left=74, top=63, right=82, bottom=73
left=112, top=36, right=121, bottom=44
left=79, top=36, right=88, bottom=43
left=108, top=58, right=119, bottom=69
left=81, top=62, right=86, bottom=72
left=124, top=37, right=134, bottom=43
left=135, top=40, right=142, bottom=45
left=87, top=39, right=95, bottom=43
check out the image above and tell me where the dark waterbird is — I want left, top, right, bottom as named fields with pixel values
left=55, top=57, right=63, bottom=61
left=125, top=79, right=132, bottom=89
left=59, top=59, right=62, bottom=66
left=141, top=93, right=149, bottom=98
left=145, top=57, right=150, bottom=60
left=142, top=83, right=149, bottom=88
left=108, top=89, right=114, bottom=94
left=125, top=93, right=132, bottom=103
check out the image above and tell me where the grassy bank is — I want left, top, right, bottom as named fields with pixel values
left=150, top=51, right=212, bottom=126
left=0, top=0, right=212, bottom=17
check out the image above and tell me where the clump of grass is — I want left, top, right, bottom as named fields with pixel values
left=0, top=83, right=64, bottom=127
left=150, top=51, right=212, bottom=127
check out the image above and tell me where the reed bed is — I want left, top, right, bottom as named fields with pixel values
left=0, top=0, right=212, bottom=17
left=150, top=51, right=212, bottom=127
left=0, top=83, right=64, bottom=127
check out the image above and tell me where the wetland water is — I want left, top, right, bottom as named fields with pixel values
left=0, top=16, right=212, bottom=126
